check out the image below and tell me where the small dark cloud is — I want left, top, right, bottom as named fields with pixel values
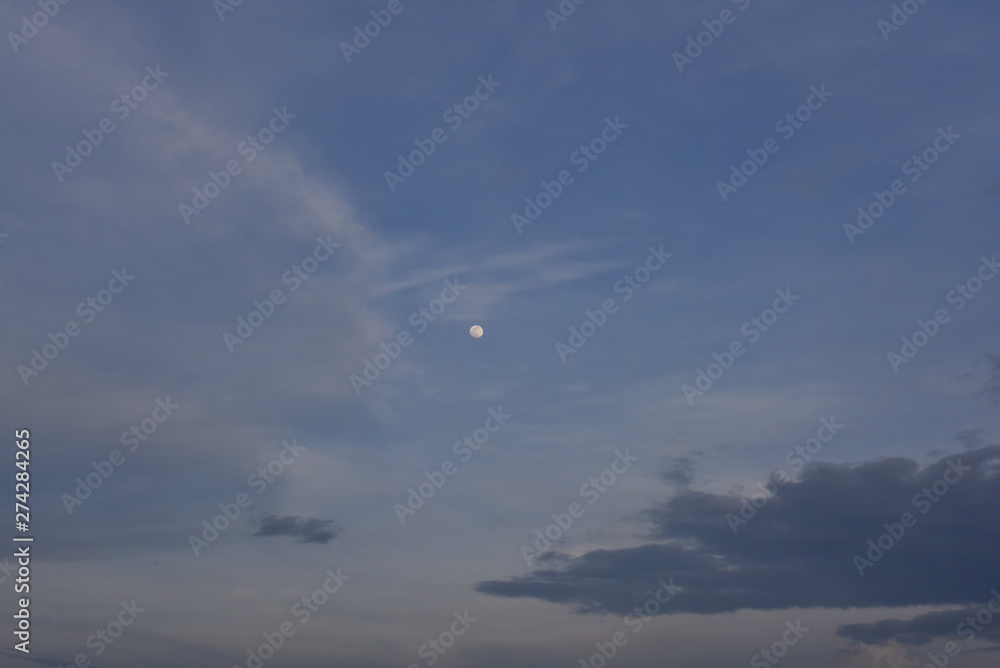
left=957, top=429, right=984, bottom=450
left=252, top=515, right=340, bottom=544
left=982, top=354, right=1000, bottom=405
left=476, top=446, right=1000, bottom=617
left=661, top=455, right=697, bottom=486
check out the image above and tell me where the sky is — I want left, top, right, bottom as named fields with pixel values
left=1, top=1, right=999, bottom=667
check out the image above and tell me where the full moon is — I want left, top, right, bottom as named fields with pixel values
left=469, top=325, right=484, bottom=339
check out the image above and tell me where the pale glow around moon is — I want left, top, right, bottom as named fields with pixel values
left=469, top=325, right=484, bottom=338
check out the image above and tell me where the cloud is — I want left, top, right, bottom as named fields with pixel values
left=0, top=649, right=70, bottom=666
left=251, top=515, right=340, bottom=544
left=837, top=602, right=1000, bottom=646
left=839, top=608, right=976, bottom=646
left=982, top=354, right=1000, bottom=405
left=661, top=454, right=698, bottom=486
left=956, top=429, right=984, bottom=450
left=476, top=445, right=1000, bottom=616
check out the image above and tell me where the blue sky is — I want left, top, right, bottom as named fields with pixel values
left=1, top=1, right=999, bottom=667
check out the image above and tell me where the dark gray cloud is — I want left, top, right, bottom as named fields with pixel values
left=477, top=445, right=1000, bottom=616
left=252, top=515, right=340, bottom=544
left=837, top=602, right=1000, bottom=646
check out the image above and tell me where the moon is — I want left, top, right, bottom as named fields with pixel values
left=469, top=325, right=484, bottom=339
